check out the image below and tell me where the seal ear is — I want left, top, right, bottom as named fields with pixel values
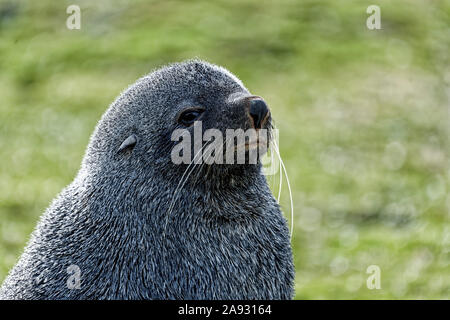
left=117, top=134, right=137, bottom=153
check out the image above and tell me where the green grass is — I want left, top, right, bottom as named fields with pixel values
left=0, top=0, right=448, bottom=299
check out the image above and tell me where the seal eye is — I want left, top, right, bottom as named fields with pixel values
left=178, top=108, right=204, bottom=126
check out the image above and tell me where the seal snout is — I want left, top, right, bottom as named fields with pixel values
left=247, top=97, right=270, bottom=130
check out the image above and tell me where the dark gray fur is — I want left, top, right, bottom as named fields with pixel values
left=0, top=60, right=294, bottom=299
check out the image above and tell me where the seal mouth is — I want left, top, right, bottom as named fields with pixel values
left=234, top=138, right=269, bottom=152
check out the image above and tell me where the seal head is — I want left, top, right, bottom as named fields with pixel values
left=0, top=60, right=294, bottom=299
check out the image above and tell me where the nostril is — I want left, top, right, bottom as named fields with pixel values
left=249, top=99, right=269, bottom=129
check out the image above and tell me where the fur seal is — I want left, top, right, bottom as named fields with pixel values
left=0, top=60, right=294, bottom=299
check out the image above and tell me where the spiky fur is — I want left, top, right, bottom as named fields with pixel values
left=0, top=60, right=294, bottom=299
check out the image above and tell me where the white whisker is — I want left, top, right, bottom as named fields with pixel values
left=271, top=139, right=294, bottom=240
left=162, top=141, right=209, bottom=237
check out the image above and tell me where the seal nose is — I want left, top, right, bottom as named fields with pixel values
left=249, top=98, right=269, bottom=129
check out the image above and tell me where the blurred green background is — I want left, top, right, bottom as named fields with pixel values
left=0, top=0, right=448, bottom=299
